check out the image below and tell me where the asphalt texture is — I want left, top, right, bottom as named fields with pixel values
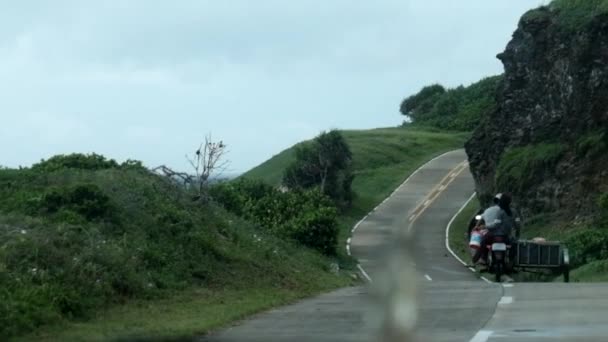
left=203, top=150, right=608, bottom=342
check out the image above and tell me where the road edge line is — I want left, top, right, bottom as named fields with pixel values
left=470, top=330, right=494, bottom=342
left=350, top=150, right=460, bottom=282
left=444, top=192, right=493, bottom=284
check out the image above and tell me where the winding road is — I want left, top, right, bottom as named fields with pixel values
left=203, top=150, right=608, bottom=341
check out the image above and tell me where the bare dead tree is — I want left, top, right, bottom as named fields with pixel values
left=150, top=134, right=229, bottom=203
left=150, top=165, right=194, bottom=184
left=186, top=134, right=229, bottom=202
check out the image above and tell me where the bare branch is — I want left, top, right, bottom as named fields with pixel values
left=180, top=133, right=231, bottom=203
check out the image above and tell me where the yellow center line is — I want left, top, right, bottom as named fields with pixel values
left=408, top=161, right=469, bottom=228
left=408, top=160, right=467, bottom=221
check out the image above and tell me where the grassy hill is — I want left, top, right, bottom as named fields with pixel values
left=242, top=127, right=470, bottom=258
left=0, top=156, right=354, bottom=341
left=2, top=127, right=468, bottom=340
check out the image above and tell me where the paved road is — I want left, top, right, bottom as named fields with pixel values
left=203, top=150, right=608, bottom=341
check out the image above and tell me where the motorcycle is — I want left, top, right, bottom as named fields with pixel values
left=486, top=233, right=512, bottom=283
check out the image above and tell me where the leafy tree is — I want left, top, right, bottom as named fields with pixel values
left=400, top=84, right=446, bottom=116
left=283, top=130, right=354, bottom=208
left=400, top=76, right=502, bottom=131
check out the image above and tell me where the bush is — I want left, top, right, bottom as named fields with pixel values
left=0, top=164, right=245, bottom=337
left=32, top=153, right=120, bottom=172
left=565, top=228, right=608, bottom=268
left=211, top=179, right=339, bottom=255
left=37, top=184, right=115, bottom=222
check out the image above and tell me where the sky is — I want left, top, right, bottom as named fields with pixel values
left=0, top=1, right=545, bottom=174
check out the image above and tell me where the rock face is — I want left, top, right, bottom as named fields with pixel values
left=465, top=6, right=608, bottom=218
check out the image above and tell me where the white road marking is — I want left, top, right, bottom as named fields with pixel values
left=424, top=200, right=432, bottom=207
left=348, top=151, right=459, bottom=282
left=498, top=296, right=513, bottom=305
left=445, top=192, right=477, bottom=267
left=424, top=274, right=432, bottom=281
left=503, top=283, right=514, bottom=288
left=439, top=185, right=446, bottom=191
left=470, top=330, right=494, bottom=342
left=346, top=244, right=351, bottom=256
left=357, top=264, right=372, bottom=282
left=480, top=276, right=492, bottom=284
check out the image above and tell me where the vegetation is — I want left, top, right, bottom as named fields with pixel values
left=550, top=0, right=608, bottom=30
left=448, top=190, right=608, bottom=282
left=447, top=198, right=480, bottom=263
left=0, top=154, right=353, bottom=340
left=211, top=179, right=339, bottom=255
left=242, top=127, right=469, bottom=260
left=399, top=76, right=502, bottom=131
left=283, top=130, right=354, bottom=209
left=495, top=143, right=565, bottom=192
left=576, top=130, right=606, bottom=159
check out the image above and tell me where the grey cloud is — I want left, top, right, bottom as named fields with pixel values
left=0, top=1, right=539, bottom=172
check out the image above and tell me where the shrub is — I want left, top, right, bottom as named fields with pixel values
left=211, top=180, right=339, bottom=255
left=38, top=184, right=115, bottom=222
left=565, top=228, right=608, bottom=268
left=32, top=153, right=119, bottom=172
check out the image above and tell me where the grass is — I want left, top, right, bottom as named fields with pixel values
left=550, top=0, right=608, bottom=31
left=569, top=259, right=608, bottom=282
left=447, top=202, right=608, bottom=282
left=495, top=143, right=565, bottom=192
left=0, top=158, right=354, bottom=340
left=242, top=126, right=470, bottom=261
left=17, top=284, right=347, bottom=342
left=447, top=198, right=480, bottom=264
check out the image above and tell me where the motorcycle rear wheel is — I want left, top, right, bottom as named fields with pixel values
left=495, top=262, right=503, bottom=283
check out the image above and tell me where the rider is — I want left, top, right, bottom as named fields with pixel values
left=481, top=193, right=503, bottom=227
left=472, top=193, right=512, bottom=264
left=479, top=193, right=516, bottom=263
left=485, top=193, right=515, bottom=237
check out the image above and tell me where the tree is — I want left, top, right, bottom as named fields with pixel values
left=186, top=135, right=229, bottom=202
left=152, top=135, right=229, bottom=203
left=283, top=130, right=354, bottom=208
left=400, top=84, right=446, bottom=116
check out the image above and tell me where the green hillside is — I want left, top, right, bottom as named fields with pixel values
left=0, top=155, right=353, bottom=341
left=242, top=127, right=469, bottom=258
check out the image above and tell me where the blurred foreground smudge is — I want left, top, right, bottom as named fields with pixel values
left=369, top=230, right=418, bottom=341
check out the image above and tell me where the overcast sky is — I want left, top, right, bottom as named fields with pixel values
left=0, top=1, right=543, bottom=173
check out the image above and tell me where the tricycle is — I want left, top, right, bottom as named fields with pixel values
left=468, top=215, right=570, bottom=283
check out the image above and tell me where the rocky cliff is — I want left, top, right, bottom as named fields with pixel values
left=465, top=3, right=608, bottom=219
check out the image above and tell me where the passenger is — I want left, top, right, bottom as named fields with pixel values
left=478, top=193, right=516, bottom=264
left=467, top=208, right=485, bottom=241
